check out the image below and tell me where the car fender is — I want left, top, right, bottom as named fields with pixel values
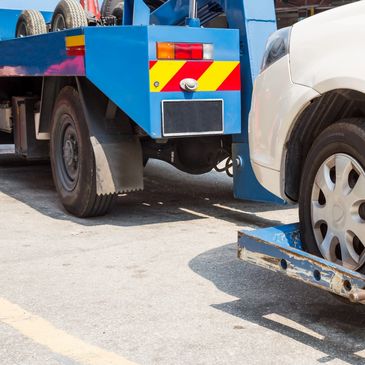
left=290, top=2, right=365, bottom=93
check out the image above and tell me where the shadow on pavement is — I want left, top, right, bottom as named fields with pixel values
left=0, top=159, right=293, bottom=227
left=189, top=243, right=365, bottom=365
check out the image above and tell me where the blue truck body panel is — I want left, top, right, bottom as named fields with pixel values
left=227, top=0, right=281, bottom=203
left=0, top=24, right=241, bottom=138
left=86, top=25, right=241, bottom=137
left=0, top=29, right=84, bottom=75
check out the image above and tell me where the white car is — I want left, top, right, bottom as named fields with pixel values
left=249, top=1, right=365, bottom=273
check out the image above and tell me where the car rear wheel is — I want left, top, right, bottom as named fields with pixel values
left=299, top=119, right=365, bottom=273
left=51, top=0, right=88, bottom=31
left=15, top=10, right=47, bottom=38
left=50, top=86, right=115, bottom=217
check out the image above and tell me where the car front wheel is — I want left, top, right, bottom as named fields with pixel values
left=299, top=119, right=365, bottom=273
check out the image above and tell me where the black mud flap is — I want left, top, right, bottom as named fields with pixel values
left=76, top=78, right=143, bottom=195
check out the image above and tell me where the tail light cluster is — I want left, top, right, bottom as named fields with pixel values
left=157, top=42, right=213, bottom=60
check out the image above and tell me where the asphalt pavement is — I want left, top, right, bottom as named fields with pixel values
left=0, top=158, right=364, bottom=365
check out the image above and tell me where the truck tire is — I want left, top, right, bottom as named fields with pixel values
left=15, top=10, right=47, bottom=38
left=50, top=86, right=115, bottom=217
left=101, top=0, right=123, bottom=24
left=51, top=0, right=88, bottom=31
left=101, top=0, right=122, bottom=16
left=299, top=119, right=365, bottom=273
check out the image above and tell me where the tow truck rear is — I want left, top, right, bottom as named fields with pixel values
left=0, top=0, right=246, bottom=217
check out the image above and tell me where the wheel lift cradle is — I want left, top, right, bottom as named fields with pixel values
left=238, top=224, right=365, bottom=304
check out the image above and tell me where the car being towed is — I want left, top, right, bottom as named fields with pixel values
left=249, top=1, right=365, bottom=273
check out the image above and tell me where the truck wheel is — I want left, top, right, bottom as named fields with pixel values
left=299, top=119, right=365, bottom=273
left=101, top=0, right=124, bottom=24
left=50, top=86, right=115, bottom=217
left=51, top=0, right=88, bottom=31
left=15, top=10, right=47, bottom=37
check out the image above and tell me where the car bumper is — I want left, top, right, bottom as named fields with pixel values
left=249, top=55, right=319, bottom=201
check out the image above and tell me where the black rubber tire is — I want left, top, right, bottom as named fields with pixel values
left=101, top=0, right=121, bottom=16
left=15, top=10, right=47, bottom=38
left=50, top=86, right=115, bottom=217
left=112, top=4, right=124, bottom=25
left=299, top=119, right=365, bottom=273
left=101, top=0, right=123, bottom=24
left=51, top=0, right=88, bottom=31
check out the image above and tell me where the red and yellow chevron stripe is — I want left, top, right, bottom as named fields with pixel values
left=149, top=60, right=240, bottom=92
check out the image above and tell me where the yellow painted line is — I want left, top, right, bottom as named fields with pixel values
left=66, top=35, right=85, bottom=48
left=197, top=61, right=239, bottom=91
left=0, top=298, right=137, bottom=365
left=149, top=60, right=185, bottom=92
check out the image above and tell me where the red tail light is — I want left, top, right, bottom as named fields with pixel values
left=157, top=42, right=213, bottom=60
left=175, top=43, right=203, bottom=60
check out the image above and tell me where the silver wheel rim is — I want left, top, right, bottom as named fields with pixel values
left=311, top=153, right=365, bottom=270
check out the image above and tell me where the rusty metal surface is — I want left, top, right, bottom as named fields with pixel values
left=238, top=224, right=365, bottom=303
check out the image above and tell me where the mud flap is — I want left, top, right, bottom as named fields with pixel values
left=76, top=77, right=143, bottom=195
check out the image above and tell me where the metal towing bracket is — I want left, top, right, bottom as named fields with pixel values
left=238, top=224, right=365, bottom=304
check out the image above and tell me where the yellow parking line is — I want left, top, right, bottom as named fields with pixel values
left=0, top=298, right=137, bottom=365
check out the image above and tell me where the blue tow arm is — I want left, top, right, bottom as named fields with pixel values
left=238, top=224, right=365, bottom=304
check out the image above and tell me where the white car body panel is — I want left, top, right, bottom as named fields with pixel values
left=249, top=1, right=365, bottom=202
left=249, top=55, right=319, bottom=198
left=290, top=2, right=365, bottom=94
left=251, top=161, right=283, bottom=198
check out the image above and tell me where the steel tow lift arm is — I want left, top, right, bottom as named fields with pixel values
left=238, top=224, right=365, bottom=304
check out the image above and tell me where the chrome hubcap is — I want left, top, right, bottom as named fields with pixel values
left=311, top=153, right=365, bottom=270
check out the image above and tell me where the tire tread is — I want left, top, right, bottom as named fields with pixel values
left=101, top=0, right=123, bottom=16
left=299, top=118, right=365, bottom=273
left=52, top=0, right=88, bottom=31
left=16, top=10, right=47, bottom=37
left=51, top=86, right=116, bottom=218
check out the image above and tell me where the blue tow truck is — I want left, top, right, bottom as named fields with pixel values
left=1, top=0, right=364, bottom=304
left=0, top=0, right=279, bottom=218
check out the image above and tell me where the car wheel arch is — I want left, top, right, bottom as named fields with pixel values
left=283, top=88, right=365, bottom=202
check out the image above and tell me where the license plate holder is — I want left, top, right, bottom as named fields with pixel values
left=162, top=99, right=224, bottom=137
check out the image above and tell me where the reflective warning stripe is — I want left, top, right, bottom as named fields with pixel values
left=65, top=35, right=85, bottom=57
left=197, top=61, right=238, bottom=91
left=65, top=35, right=85, bottom=48
left=217, top=63, right=241, bottom=91
left=149, top=60, right=240, bottom=92
left=161, top=61, right=213, bottom=92
left=149, top=60, right=186, bottom=92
